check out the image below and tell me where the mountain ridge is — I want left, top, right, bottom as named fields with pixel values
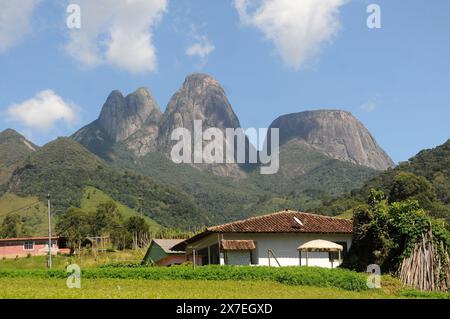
left=73, top=73, right=394, bottom=175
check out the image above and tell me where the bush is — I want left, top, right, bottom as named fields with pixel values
left=0, top=265, right=368, bottom=292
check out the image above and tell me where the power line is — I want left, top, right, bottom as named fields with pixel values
left=1, top=200, right=42, bottom=216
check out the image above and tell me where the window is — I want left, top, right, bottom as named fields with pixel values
left=24, top=241, right=34, bottom=250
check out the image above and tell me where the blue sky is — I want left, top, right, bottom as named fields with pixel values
left=0, top=0, right=449, bottom=163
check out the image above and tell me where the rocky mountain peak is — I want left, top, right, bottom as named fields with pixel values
left=156, top=74, right=247, bottom=177
left=269, top=109, right=394, bottom=170
left=161, top=73, right=240, bottom=132
left=0, top=128, right=37, bottom=150
left=98, top=87, right=161, bottom=143
left=181, top=73, right=223, bottom=97
left=0, top=128, right=22, bottom=137
left=0, top=128, right=39, bottom=185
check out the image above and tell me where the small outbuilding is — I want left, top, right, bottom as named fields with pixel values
left=142, top=239, right=188, bottom=266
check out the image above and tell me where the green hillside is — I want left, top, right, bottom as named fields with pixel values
left=0, top=193, right=51, bottom=236
left=1, top=137, right=209, bottom=228
left=81, top=186, right=160, bottom=233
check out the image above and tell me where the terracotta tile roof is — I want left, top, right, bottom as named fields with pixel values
left=209, top=210, right=352, bottom=234
left=221, top=240, right=256, bottom=251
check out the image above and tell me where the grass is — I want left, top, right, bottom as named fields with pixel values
left=1, top=277, right=448, bottom=299
left=0, top=278, right=409, bottom=299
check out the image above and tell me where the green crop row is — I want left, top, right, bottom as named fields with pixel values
left=0, top=265, right=369, bottom=291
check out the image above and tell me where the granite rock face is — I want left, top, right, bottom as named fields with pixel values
left=98, top=88, right=161, bottom=143
left=268, top=110, right=394, bottom=170
left=73, top=87, right=161, bottom=157
left=157, top=74, right=249, bottom=177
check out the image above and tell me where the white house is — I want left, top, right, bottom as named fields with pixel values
left=171, top=210, right=353, bottom=269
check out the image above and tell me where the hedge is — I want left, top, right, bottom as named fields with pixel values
left=0, top=265, right=368, bottom=291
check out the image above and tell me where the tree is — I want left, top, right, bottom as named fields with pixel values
left=56, top=207, right=90, bottom=254
left=345, top=190, right=393, bottom=270
left=125, top=216, right=150, bottom=249
left=389, top=172, right=436, bottom=207
left=90, top=201, right=122, bottom=236
left=1, top=214, right=23, bottom=238
left=90, top=201, right=127, bottom=249
left=344, top=189, right=450, bottom=273
left=433, top=172, right=450, bottom=204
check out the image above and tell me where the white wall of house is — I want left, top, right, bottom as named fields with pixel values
left=185, top=232, right=352, bottom=269
left=223, top=233, right=352, bottom=268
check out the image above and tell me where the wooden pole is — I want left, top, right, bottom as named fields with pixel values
left=193, top=249, right=196, bottom=270
left=306, top=250, right=309, bottom=267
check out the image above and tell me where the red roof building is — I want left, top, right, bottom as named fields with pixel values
left=0, top=236, right=69, bottom=259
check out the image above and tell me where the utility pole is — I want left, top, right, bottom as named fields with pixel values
left=47, top=193, right=52, bottom=269
left=139, top=196, right=144, bottom=216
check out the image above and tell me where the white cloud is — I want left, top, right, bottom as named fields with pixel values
left=234, top=0, right=348, bottom=70
left=65, top=0, right=167, bottom=73
left=360, top=101, right=376, bottom=113
left=0, top=0, right=39, bottom=53
left=7, top=90, right=78, bottom=131
left=186, top=38, right=215, bottom=59
left=185, top=24, right=215, bottom=68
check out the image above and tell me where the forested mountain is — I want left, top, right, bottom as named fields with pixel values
left=319, top=139, right=450, bottom=223
left=1, top=137, right=209, bottom=228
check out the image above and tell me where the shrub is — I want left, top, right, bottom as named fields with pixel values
left=0, top=266, right=368, bottom=292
